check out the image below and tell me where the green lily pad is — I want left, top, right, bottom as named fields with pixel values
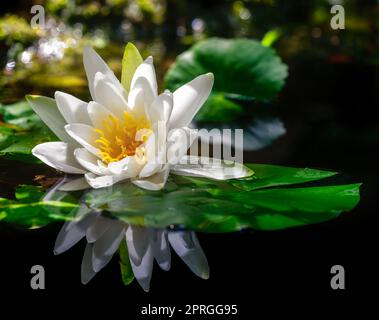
left=231, top=164, right=338, bottom=190
left=0, top=185, right=77, bottom=228
left=164, top=38, right=288, bottom=123
left=0, top=100, right=57, bottom=163
left=0, top=164, right=361, bottom=232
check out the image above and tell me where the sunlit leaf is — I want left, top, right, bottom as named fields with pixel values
left=0, top=185, right=77, bottom=228
left=0, top=100, right=57, bottom=163
left=121, top=42, right=143, bottom=93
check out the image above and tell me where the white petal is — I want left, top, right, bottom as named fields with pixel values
left=85, top=172, right=129, bottom=189
left=94, top=72, right=129, bottom=119
left=127, top=86, right=146, bottom=118
left=168, top=231, right=209, bottom=279
left=167, top=127, right=198, bottom=164
left=58, top=177, right=90, bottom=191
left=83, top=46, right=126, bottom=101
left=26, top=95, right=76, bottom=144
left=65, top=123, right=100, bottom=157
left=138, top=162, right=162, bottom=178
left=169, top=73, right=214, bottom=129
left=74, top=148, right=109, bottom=175
left=171, top=155, right=252, bottom=180
left=132, top=165, right=169, bottom=190
left=92, top=222, right=126, bottom=272
left=87, top=101, right=116, bottom=129
left=81, top=243, right=96, bottom=284
left=130, top=56, right=158, bottom=97
left=143, top=121, right=167, bottom=163
left=138, top=128, right=166, bottom=178
left=148, top=91, right=173, bottom=124
left=32, top=142, right=85, bottom=174
left=129, top=78, right=156, bottom=117
left=108, top=156, right=142, bottom=176
left=138, top=146, right=166, bottom=178
left=55, top=91, right=91, bottom=125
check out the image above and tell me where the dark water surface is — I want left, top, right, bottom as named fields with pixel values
left=0, top=53, right=377, bottom=317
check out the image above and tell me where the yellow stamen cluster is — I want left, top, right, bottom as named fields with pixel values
left=94, top=111, right=151, bottom=164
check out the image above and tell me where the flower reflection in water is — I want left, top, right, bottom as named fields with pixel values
left=45, top=177, right=209, bottom=292
left=38, top=166, right=361, bottom=291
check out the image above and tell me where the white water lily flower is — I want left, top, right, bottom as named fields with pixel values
left=27, top=46, right=249, bottom=190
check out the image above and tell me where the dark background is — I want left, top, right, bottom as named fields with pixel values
left=1, top=0, right=378, bottom=317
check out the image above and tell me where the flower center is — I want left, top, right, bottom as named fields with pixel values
left=94, top=111, right=151, bottom=164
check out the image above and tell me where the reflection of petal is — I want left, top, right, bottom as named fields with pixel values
left=125, top=226, right=154, bottom=292
left=54, top=211, right=98, bottom=255
left=243, top=118, right=286, bottom=150
left=86, top=217, right=111, bottom=243
left=125, top=226, right=149, bottom=266
left=168, top=231, right=209, bottom=279
left=58, top=177, right=89, bottom=191
left=81, top=243, right=96, bottom=285
left=171, top=155, right=251, bottom=180
left=92, top=222, right=126, bottom=272
left=151, top=229, right=171, bottom=271
left=43, top=177, right=70, bottom=201
left=129, top=241, right=154, bottom=292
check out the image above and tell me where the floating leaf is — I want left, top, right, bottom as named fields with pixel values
left=0, top=100, right=57, bottom=163
left=164, top=38, right=288, bottom=122
left=231, top=164, right=338, bottom=190
left=0, top=185, right=77, bottom=228
left=84, top=164, right=359, bottom=232
left=1, top=165, right=361, bottom=232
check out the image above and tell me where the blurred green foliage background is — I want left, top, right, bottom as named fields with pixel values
left=1, top=0, right=378, bottom=102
